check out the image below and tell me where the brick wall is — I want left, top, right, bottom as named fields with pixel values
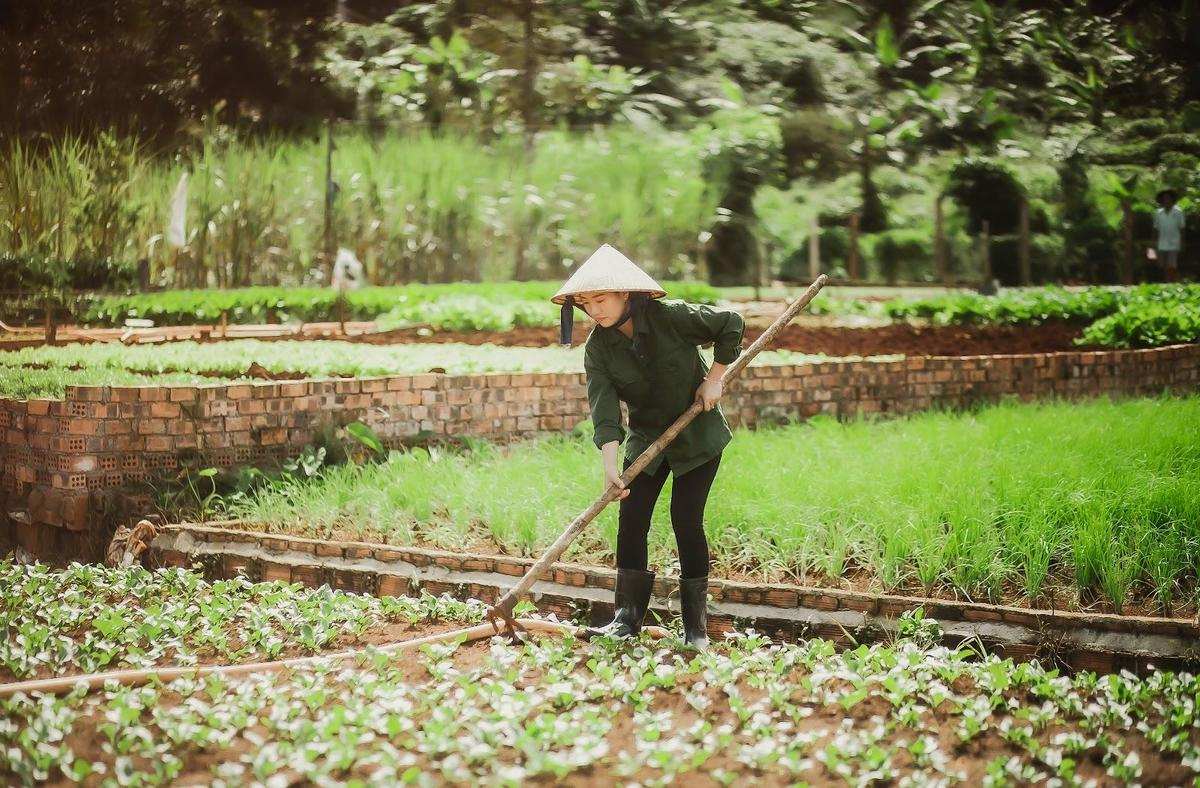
left=149, top=523, right=1200, bottom=676
left=3, top=343, right=1199, bottom=559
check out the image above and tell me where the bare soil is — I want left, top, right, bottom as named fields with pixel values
left=34, top=627, right=1199, bottom=788
left=1, top=317, right=1103, bottom=360
left=352, top=320, right=1099, bottom=358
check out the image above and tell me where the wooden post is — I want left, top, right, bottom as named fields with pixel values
left=1122, top=201, right=1134, bottom=285
left=43, top=301, right=56, bottom=347
left=981, top=220, right=992, bottom=287
left=809, top=215, right=820, bottom=281
left=337, top=288, right=347, bottom=336
left=847, top=213, right=860, bottom=280
left=934, top=196, right=947, bottom=284
left=754, top=235, right=768, bottom=301
left=219, top=310, right=228, bottom=338
left=322, top=118, right=335, bottom=279
left=1019, top=198, right=1031, bottom=286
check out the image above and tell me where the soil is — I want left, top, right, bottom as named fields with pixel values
left=0, top=616, right=474, bottom=684
left=2, top=317, right=1105, bottom=360
left=30, top=625, right=1199, bottom=788
left=350, top=320, right=1100, bottom=358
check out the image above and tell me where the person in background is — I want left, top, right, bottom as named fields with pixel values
left=1153, top=189, right=1186, bottom=282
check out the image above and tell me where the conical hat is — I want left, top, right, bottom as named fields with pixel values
left=551, top=244, right=666, bottom=304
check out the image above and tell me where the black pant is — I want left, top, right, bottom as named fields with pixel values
left=616, top=453, right=721, bottom=580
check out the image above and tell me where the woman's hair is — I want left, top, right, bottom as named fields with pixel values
left=560, top=290, right=653, bottom=349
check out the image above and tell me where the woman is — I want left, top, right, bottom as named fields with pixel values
left=552, top=244, right=745, bottom=650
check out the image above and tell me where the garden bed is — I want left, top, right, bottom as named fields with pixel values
left=188, top=396, right=1200, bottom=621
left=356, top=320, right=1100, bottom=357
left=3, top=563, right=1198, bottom=785
left=150, top=522, right=1200, bottom=676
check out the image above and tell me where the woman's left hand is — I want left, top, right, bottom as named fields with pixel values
left=695, top=378, right=723, bottom=411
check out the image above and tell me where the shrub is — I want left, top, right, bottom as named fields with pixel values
left=1079, top=287, right=1200, bottom=348
left=778, top=226, right=849, bottom=281
left=872, top=228, right=933, bottom=284
left=946, top=158, right=1024, bottom=236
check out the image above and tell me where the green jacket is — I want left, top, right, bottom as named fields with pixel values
left=583, top=298, right=746, bottom=477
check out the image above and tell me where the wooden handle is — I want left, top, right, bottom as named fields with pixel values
left=489, top=275, right=828, bottom=619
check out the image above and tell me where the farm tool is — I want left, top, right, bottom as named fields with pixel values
left=0, top=275, right=826, bottom=700
left=486, top=274, right=829, bottom=638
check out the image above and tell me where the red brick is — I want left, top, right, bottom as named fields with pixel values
left=962, top=607, right=1004, bottom=623
left=260, top=562, right=292, bottom=582
left=290, top=565, right=323, bottom=587
left=461, top=557, right=492, bottom=573
left=110, top=387, right=143, bottom=403
left=150, top=402, right=181, bottom=418
left=314, top=542, right=343, bottom=558
left=377, top=574, right=411, bottom=598
left=62, top=493, right=90, bottom=531
left=169, top=387, right=199, bottom=403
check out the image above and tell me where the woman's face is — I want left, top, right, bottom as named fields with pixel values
left=574, top=291, right=630, bottom=328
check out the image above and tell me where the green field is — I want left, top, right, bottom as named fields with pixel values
left=2, top=563, right=1197, bottom=785
left=0, top=339, right=852, bottom=400
left=199, top=395, right=1200, bottom=615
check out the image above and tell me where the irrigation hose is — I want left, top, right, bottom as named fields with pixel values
left=0, top=620, right=669, bottom=699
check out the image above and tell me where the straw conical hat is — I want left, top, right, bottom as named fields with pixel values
left=551, top=244, right=666, bottom=304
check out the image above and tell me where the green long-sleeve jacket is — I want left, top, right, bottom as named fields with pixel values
left=583, top=298, right=746, bottom=477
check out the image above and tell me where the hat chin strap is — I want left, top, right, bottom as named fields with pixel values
left=611, top=299, right=635, bottom=330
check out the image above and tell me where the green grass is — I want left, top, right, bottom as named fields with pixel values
left=2, top=563, right=1198, bottom=785
left=60, top=280, right=721, bottom=328
left=0, top=339, right=869, bottom=399
left=217, top=395, right=1200, bottom=613
left=2, top=128, right=722, bottom=288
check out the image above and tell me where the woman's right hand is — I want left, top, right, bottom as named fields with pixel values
left=605, top=464, right=630, bottom=500
left=600, top=440, right=629, bottom=499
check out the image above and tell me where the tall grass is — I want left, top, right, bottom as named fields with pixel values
left=0, top=134, right=143, bottom=272
left=2, top=126, right=720, bottom=288
left=223, top=394, right=1200, bottom=613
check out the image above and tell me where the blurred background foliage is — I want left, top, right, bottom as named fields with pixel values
left=2, top=0, right=1199, bottom=289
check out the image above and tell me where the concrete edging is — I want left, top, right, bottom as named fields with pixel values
left=149, top=523, right=1200, bottom=676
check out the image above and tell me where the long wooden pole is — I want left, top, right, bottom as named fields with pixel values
left=487, top=275, right=830, bottom=631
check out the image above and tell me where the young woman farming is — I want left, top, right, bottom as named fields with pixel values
left=552, top=244, right=745, bottom=650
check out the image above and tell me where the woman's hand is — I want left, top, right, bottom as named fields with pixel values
left=601, top=440, right=630, bottom=499
left=605, top=463, right=630, bottom=500
left=695, top=378, right=723, bottom=411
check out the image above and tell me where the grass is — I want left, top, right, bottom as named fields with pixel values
left=57, top=280, right=721, bottom=328
left=2, top=563, right=1198, bottom=785
left=216, top=395, right=1200, bottom=614
left=0, top=339, right=866, bottom=400
left=1, top=128, right=721, bottom=288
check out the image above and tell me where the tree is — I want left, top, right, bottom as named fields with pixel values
left=0, top=0, right=343, bottom=140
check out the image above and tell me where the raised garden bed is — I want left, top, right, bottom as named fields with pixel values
left=3, top=562, right=1199, bottom=785
left=150, top=522, right=1200, bottom=677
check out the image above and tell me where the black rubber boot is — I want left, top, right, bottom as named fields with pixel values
left=679, top=576, right=710, bottom=651
left=580, top=568, right=655, bottom=640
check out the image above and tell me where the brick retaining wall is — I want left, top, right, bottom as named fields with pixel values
left=149, top=523, right=1200, bottom=676
left=4, top=343, right=1199, bottom=559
